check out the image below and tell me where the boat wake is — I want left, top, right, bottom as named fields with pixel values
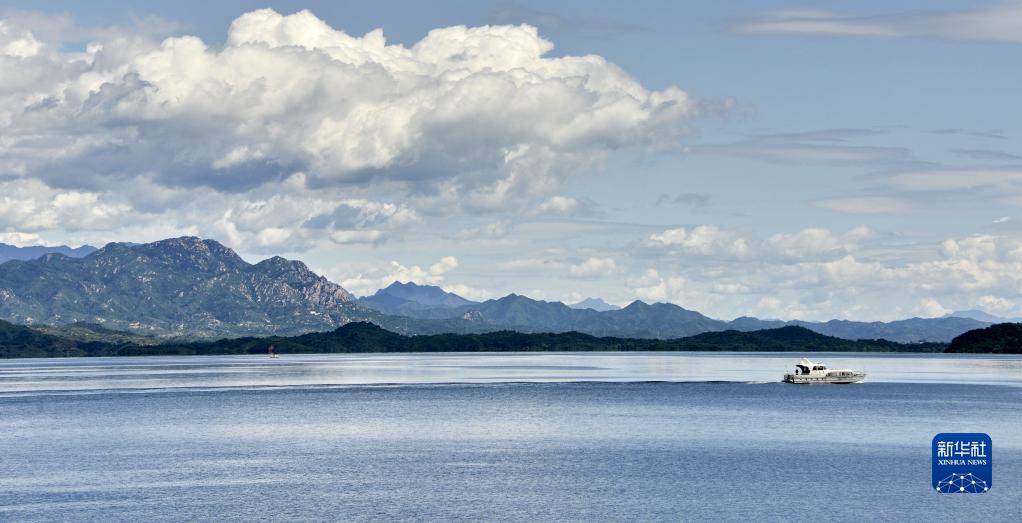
left=0, top=380, right=783, bottom=398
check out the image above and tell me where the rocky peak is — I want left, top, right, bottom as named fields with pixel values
left=252, top=256, right=354, bottom=303
left=0, top=235, right=362, bottom=337
left=109, top=236, right=247, bottom=275
left=254, top=256, right=326, bottom=284
left=147, top=236, right=243, bottom=260
left=257, top=255, right=312, bottom=271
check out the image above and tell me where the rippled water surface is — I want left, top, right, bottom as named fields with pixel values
left=0, top=353, right=1019, bottom=521
left=1, top=351, right=1020, bottom=393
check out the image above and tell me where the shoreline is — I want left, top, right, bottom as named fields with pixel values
left=0, top=347, right=963, bottom=360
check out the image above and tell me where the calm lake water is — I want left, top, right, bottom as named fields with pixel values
left=0, top=352, right=1019, bottom=521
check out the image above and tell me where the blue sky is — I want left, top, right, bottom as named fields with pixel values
left=1, top=1, right=1020, bottom=320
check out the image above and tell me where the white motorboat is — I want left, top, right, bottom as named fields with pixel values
left=783, top=358, right=865, bottom=384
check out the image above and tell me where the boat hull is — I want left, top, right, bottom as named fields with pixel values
left=782, top=373, right=865, bottom=384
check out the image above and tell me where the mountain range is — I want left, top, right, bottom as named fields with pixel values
left=360, top=284, right=727, bottom=337
left=0, top=236, right=1000, bottom=342
left=357, top=279, right=989, bottom=342
left=0, top=242, right=97, bottom=263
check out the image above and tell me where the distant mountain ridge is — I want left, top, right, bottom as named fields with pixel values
left=356, top=283, right=989, bottom=343
left=0, top=243, right=97, bottom=263
left=360, top=292, right=727, bottom=338
left=945, top=309, right=1022, bottom=323
left=0, top=236, right=995, bottom=343
left=724, top=316, right=990, bottom=344
left=358, top=281, right=475, bottom=316
left=569, top=297, right=620, bottom=311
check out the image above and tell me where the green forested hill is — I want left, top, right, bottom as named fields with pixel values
left=946, top=323, right=1022, bottom=354
left=0, top=320, right=945, bottom=358
left=0, top=320, right=138, bottom=358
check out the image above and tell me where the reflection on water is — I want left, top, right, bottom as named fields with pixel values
left=0, top=353, right=1020, bottom=521
left=0, top=352, right=1019, bottom=394
left=0, top=380, right=1019, bottom=521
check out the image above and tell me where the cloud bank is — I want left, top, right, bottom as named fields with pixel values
left=1, top=9, right=693, bottom=214
left=626, top=224, right=1022, bottom=321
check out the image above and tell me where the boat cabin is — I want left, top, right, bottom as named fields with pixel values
left=794, top=358, right=826, bottom=375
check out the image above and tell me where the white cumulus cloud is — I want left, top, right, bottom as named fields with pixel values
left=0, top=231, right=48, bottom=246
left=0, top=8, right=694, bottom=215
left=537, top=196, right=581, bottom=214
left=569, top=256, right=618, bottom=277
left=767, top=226, right=871, bottom=259
left=647, top=225, right=750, bottom=257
